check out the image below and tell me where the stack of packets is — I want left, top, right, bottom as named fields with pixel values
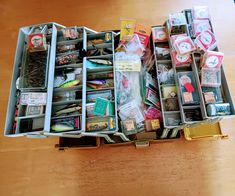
left=200, top=51, right=231, bottom=116
left=115, top=19, right=162, bottom=137
left=167, top=6, right=231, bottom=117
left=190, top=6, right=231, bottom=116
left=167, top=12, right=195, bottom=68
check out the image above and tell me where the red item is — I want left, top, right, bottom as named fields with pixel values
left=184, top=83, right=194, bottom=93
left=195, top=30, right=216, bottom=51
left=134, top=24, right=151, bottom=47
left=28, top=34, right=44, bottom=47
left=28, top=33, right=46, bottom=52
left=171, top=50, right=191, bottom=66
left=145, top=106, right=163, bottom=122
left=171, top=33, right=187, bottom=46
left=122, top=76, right=129, bottom=88
left=201, top=50, right=224, bottom=69
left=174, top=36, right=196, bottom=55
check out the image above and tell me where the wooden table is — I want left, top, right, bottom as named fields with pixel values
left=0, top=0, right=235, bottom=195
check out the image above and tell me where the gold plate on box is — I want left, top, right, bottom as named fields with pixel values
left=183, top=123, right=228, bottom=140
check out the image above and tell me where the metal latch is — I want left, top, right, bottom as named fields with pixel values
left=135, top=140, right=150, bottom=149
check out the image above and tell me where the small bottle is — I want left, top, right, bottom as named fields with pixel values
left=207, top=103, right=231, bottom=116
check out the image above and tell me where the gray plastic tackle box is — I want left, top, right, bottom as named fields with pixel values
left=4, top=8, right=235, bottom=148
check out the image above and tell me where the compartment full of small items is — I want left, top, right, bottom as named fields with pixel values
left=166, top=12, right=206, bottom=125
left=4, top=23, right=59, bottom=136
left=182, top=6, right=235, bottom=119
left=152, top=25, right=182, bottom=130
left=84, top=32, right=118, bottom=133
left=104, top=20, right=182, bottom=146
left=49, top=27, right=88, bottom=135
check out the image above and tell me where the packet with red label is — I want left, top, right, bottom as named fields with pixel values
left=174, top=36, right=196, bottom=55
left=28, top=33, right=47, bottom=52
left=194, top=30, right=217, bottom=51
left=171, top=50, right=192, bottom=67
left=170, top=33, right=187, bottom=47
left=152, top=26, right=168, bottom=43
left=134, top=23, right=151, bottom=48
left=201, top=50, right=224, bottom=69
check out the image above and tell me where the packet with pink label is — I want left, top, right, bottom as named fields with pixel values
left=193, top=6, right=210, bottom=20
left=171, top=50, right=192, bottom=67
left=201, top=50, right=224, bottom=69
left=170, top=33, right=187, bottom=46
left=192, top=19, right=211, bottom=37
left=144, top=106, right=163, bottom=122
left=174, top=36, right=196, bottom=55
left=194, top=30, right=217, bottom=51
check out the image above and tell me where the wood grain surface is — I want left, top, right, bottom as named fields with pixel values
left=0, top=0, right=235, bottom=196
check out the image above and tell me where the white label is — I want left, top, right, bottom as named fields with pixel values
left=115, top=59, right=141, bottom=72
left=176, top=53, right=189, bottom=62
left=20, top=93, right=47, bottom=105
left=180, top=75, right=191, bottom=86
left=179, top=42, right=191, bottom=53
left=31, top=35, right=43, bottom=46
left=119, top=100, right=144, bottom=124
left=156, top=30, right=167, bottom=40
left=201, top=32, right=212, bottom=45
left=205, top=56, right=219, bottom=68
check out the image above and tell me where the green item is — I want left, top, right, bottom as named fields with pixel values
left=59, top=79, right=80, bottom=88
left=108, top=102, right=115, bottom=116
left=51, top=124, right=74, bottom=132
left=86, top=60, right=111, bottom=69
left=93, top=98, right=109, bottom=116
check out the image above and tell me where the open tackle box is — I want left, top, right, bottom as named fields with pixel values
left=4, top=22, right=120, bottom=144
left=150, top=7, right=234, bottom=141
left=4, top=6, right=235, bottom=149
